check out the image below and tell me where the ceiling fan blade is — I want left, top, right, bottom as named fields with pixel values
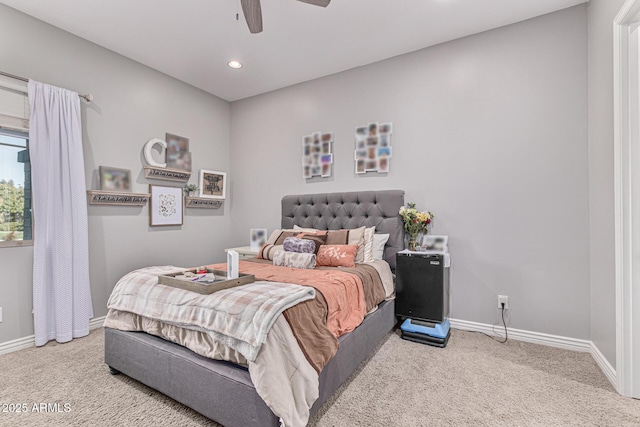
left=297, top=0, right=331, bottom=7
left=241, top=0, right=263, bottom=34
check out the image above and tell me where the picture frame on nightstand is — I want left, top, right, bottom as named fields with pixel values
left=250, top=228, right=267, bottom=251
left=420, top=235, right=448, bottom=253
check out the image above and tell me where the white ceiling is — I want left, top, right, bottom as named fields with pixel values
left=1, top=0, right=587, bottom=101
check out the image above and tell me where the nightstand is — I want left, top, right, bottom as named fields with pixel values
left=395, top=250, right=450, bottom=323
left=224, top=246, right=259, bottom=260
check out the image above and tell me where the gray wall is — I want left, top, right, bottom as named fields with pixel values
left=587, top=0, right=626, bottom=367
left=0, top=4, right=233, bottom=344
left=231, top=6, right=590, bottom=338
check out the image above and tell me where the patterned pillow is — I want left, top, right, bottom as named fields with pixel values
left=273, top=251, right=316, bottom=269
left=274, top=231, right=299, bottom=245
left=316, top=245, right=359, bottom=268
left=283, top=237, right=316, bottom=254
left=361, top=226, right=376, bottom=262
left=295, top=232, right=327, bottom=255
left=257, top=244, right=284, bottom=260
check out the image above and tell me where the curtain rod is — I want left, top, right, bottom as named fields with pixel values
left=0, top=70, right=94, bottom=103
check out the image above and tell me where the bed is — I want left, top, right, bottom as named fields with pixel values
left=104, top=189, right=405, bottom=426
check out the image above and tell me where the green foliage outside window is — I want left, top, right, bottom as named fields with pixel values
left=0, top=179, right=25, bottom=240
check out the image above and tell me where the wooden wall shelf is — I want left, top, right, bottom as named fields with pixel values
left=144, top=166, right=191, bottom=182
left=87, top=190, right=150, bottom=206
left=185, top=196, right=224, bottom=209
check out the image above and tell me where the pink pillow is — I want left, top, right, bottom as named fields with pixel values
left=316, top=245, right=358, bottom=268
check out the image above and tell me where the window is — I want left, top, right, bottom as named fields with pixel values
left=0, top=129, right=31, bottom=246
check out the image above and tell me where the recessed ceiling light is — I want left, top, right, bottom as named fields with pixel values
left=227, top=60, right=243, bottom=69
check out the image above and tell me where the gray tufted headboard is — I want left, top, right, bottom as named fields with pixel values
left=281, top=190, right=405, bottom=269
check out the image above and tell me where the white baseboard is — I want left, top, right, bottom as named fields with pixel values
left=0, top=315, right=106, bottom=356
left=449, top=318, right=616, bottom=387
left=589, top=341, right=617, bottom=387
left=449, top=318, right=591, bottom=352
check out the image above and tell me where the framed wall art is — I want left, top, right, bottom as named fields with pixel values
left=302, top=131, right=333, bottom=179
left=165, top=133, right=192, bottom=171
left=199, top=169, right=226, bottom=199
left=354, top=122, right=393, bottom=174
left=149, top=185, right=183, bottom=226
left=99, top=166, right=132, bottom=192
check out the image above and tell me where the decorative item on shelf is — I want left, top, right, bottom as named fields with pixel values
left=354, top=122, right=392, bottom=174
left=143, top=138, right=167, bottom=168
left=250, top=228, right=267, bottom=251
left=142, top=135, right=192, bottom=182
left=183, top=184, right=199, bottom=197
left=198, top=169, right=226, bottom=199
left=399, top=202, right=434, bottom=251
left=302, top=131, right=333, bottom=179
left=149, top=184, right=183, bottom=226
left=165, top=133, right=192, bottom=172
left=99, top=166, right=132, bottom=192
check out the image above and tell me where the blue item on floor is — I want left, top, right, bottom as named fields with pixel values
left=400, top=318, right=451, bottom=347
left=401, top=318, right=450, bottom=339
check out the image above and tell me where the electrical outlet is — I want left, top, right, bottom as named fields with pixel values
left=498, top=295, right=509, bottom=310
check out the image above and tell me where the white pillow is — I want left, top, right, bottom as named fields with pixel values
left=362, top=226, right=376, bottom=262
left=293, top=225, right=318, bottom=232
left=371, top=233, right=390, bottom=261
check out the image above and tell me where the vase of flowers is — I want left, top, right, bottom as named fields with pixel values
left=399, top=202, right=434, bottom=251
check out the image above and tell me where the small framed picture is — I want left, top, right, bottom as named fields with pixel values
left=199, top=170, right=226, bottom=199
left=356, top=159, right=365, bottom=174
left=379, top=123, right=393, bottom=134
left=420, top=235, right=448, bottom=253
left=167, top=152, right=192, bottom=171
left=99, top=166, right=132, bottom=192
left=365, top=160, right=378, bottom=171
left=250, top=228, right=267, bottom=251
left=166, top=133, right=189, bottom=154
left=321, top=163, right=332, bottom=177
left=149, top=185, right=183, bottom=226
left=322, top=141, right=331, bottom=154
left=378, top=157, right=389, bottom=173
left=378, top=147, right=391, bottom=158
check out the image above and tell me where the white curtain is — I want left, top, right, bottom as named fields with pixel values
left=29, top=80, right=93, bottom=346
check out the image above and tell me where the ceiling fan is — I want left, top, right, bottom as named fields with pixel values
left=240, top=0, right=331, bottom=34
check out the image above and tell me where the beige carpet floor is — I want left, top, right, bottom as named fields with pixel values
left=0, top=327, right=638, bottom=426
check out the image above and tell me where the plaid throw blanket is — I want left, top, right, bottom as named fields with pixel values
left=106, top=266, right=316, bottom=361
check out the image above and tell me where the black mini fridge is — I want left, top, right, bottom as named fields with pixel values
left=395, top=252, right=450, bottom=323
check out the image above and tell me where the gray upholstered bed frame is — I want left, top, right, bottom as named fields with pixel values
left=105, top=189, right=405, bottom=426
